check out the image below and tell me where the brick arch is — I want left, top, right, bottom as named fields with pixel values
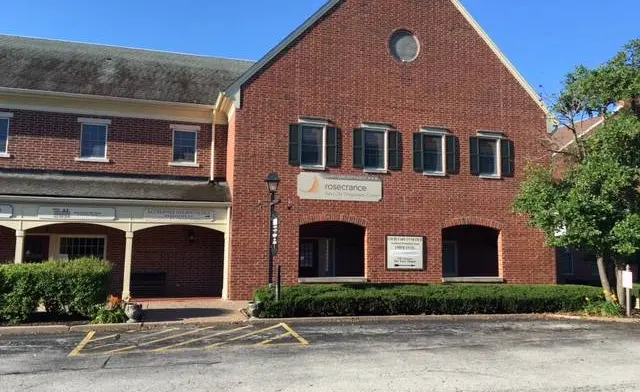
left=441, top=216, right=504, bottom=231
left=298, top=213, right=368, bottom=228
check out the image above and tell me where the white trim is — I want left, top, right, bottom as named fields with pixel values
left=74, top=157, right=110, bottom=163
left=362, top=127, right=389, bottom=172
left=449, top=0, right=553, bottom=123
left=170, top=124, right=200, bottom=131
left=298, top=277, right=367, bottom=284
left=0, top=117, right=9, bottom=155
left=419, top=132, right=447, bottom=175
left=77, top=117, right=111, bottom=125
left=476, top=135, right=502, bottom=177
left=0, top=112, right=14, bottom=118
left=298, top=122, right=327, bottom=170
left=171, top=129, right=198, bottom=165
left=442, top=276, right=504, bottom=283
left=0, top=195, right=231, bottom=207
left=361, top=122, right=394, bottom=130
left=299, top=117, right=331, bottom=126
left=78, top=122, right=109, bottom=160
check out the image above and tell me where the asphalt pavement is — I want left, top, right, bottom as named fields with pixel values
left=2, top=318, right=640, bottom=391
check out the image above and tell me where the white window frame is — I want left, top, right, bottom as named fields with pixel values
left=56, top=235, right=107, bottom=260
left=0, top=112, right=13, bottom=158
left=420, top=127, right=449, bottom=176
left=298, top=118, right=328, bottom=170
left=361, top=123, right=391, bottom=173
left=76, top=118, right=111, bottom=163
left=559, top=248, right=574, bottom=276
left=476, top=131, right=504, bottom=179
left=169, top=124, right=200, bottom=167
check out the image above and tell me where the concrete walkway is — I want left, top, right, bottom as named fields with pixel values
left=136, top=298, right=249, bottom=324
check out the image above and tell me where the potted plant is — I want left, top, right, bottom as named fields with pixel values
left=124, top=300, right=143, bottom=323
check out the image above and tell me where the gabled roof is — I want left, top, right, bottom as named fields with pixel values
left=551, top=116, right=604, bottom=153
left=0, top=35, right=254, bottom=105
left=224, top=0, right=554, bottom=127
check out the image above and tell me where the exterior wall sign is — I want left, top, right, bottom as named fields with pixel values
left=144, top=208, right=216, bottom=221
left=0, top=204, right=13, bottom=218
left=297, top=173, right=382, bottom=202
left=386, top=236, right=424, bottom=270
left=38, top=206, right=116, bottom=221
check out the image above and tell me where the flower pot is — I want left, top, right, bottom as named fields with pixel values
left=124, top=303, right=143, bottom=323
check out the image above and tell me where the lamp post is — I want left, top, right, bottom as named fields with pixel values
left=264, top=172, right=281, bottom=288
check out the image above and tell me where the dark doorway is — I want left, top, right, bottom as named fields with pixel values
left=299, top=221, right=365, bottom=278
left=442, top=225, right=499, bottom=277
left=24, top=235, right=50, bottom=263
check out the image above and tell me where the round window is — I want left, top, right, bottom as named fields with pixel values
left=389, top=30, right=420, bottom=63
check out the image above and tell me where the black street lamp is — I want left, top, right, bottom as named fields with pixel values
left=264, top=172, right=281, bottom=288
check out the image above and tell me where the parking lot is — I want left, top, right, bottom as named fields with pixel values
left=68, top=322, right=308, bottom=357
left=3, top=318, right=640, bottom=391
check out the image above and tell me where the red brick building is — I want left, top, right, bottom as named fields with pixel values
left=0, top=0, right=556, bottom=300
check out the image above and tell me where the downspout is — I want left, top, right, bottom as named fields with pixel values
left=210, top=109, right=216, bottom=181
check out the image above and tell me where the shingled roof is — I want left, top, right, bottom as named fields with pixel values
left=0, top=35, right=254, bottom=105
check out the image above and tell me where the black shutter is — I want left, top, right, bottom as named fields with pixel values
left=353, top=128, right=364, bottom=169
left=288, top=124, right=300, bottom=166
left=501, top=139, right=515, bottom=177
left=388, top=131, right=401, bottom=171
left=469, top=136, right=479, bottom=176
left=413, top=133, right=423, bottom=172
left=326, top=126, right=340, bottom=167
left=446, top=135, right=459, bottom=175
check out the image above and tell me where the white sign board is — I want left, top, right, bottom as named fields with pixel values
left=297, top=173, right=382, bottom=202
left=386, top=236, right=424, bottom=270
left=623, top=270, right=634, bottom=289
left=0, top=204, right=13, bottom=218
left=38, top=206, right=116, bottom=221
left=144, top=208, right=216, bottom=221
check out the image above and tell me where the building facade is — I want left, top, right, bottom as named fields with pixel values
left=0, top=0, right=556, bottom=300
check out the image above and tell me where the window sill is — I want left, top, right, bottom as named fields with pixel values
left=299, top=277, right=367, bottom=284
left=479, top=174, right=502, bottom=180
left=363, top=168, right=388, bottom=174
left=300, top=165, right=326, bottom=172
left=423, top=171, right=446, bottom=177
left=442, top=277, right=504, bottom=283
left=169, top=162, right=200, bottom=168
left=0, top=153, right=11, bottom=159
left=74, top=157, right=110, bottom=163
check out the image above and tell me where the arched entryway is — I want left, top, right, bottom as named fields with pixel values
left=131, top=225, right=224, bottom=298
left=442, top=225, right=500, bottom=278
left=298, top=221, right=365, bottom=280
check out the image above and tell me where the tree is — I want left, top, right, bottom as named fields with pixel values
left=514, top=39, right=640, bottom=307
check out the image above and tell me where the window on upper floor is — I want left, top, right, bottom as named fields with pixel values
left=0, top=114, right=11, bottom=157
left=470, top=132, right=514, bottom=178
left=353, top=124, right=401, bottom=172
left=289, top=119, right=340, bottom=169
left=173, top=130, right=197, bottom=164
left=413, top=128, right=458, bottom=175
left=77, top=118, right=110, bottom=162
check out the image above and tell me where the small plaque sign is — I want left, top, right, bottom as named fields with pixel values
left=623, top=270, right=634, bottom=289
left=387, top=236, right=424, bottom=270
left=38, top=206, right=116, bottom=221
left=144, top=208, right=215, bottom=221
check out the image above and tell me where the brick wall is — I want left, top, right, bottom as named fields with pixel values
left=0, top=108, right=213, bottom=178
left=214, top=124, right=228, bottom=180
left=0, top=226, right=15, bottom=263
left=226, top=0, right=555, bottom=299
left=132, top=225, right=224, bottom=297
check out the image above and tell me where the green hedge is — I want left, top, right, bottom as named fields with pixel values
left=253, top=284, right=605, bottom=318
left=0, top=258, right=111, bottom=324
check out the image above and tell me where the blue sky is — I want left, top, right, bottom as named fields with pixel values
left=2, top=1, right=638, bottom=99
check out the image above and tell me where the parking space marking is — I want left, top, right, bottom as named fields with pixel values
left=68, top=331, right=95, bottom=357
left=153, top=325, right=252, bottom=352
left=282, top=323, right=310, bottom=345
left=206, top=323, right=286, bottom=349
left=106, top=327, right=215, bottom=354
left=89, top=333, right=119, bottom=343
left=256, top=331, right=292, bottom=345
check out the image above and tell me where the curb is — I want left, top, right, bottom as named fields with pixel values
left=248, top=313, right=545, bottom=325
left=0, top=325, right=71, bottom=335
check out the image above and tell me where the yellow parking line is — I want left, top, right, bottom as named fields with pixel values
left=153, top=325, right=252, bottom=352
left=82, top=342, right=126, bottom=351
left=256, top=331, right=292, bottom=345
left=68, top=331, right=95, bottom=357
left=106, top=327, right=215, bottom=354
left=88, top=333, right=119, bottom=343
left=206, top=323, right=285, bottom=349
left=135, top=328, right=180, bottom=341
left=281, top=323, right=309, bottom=345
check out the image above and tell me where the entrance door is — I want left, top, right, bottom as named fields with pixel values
left=299, top=239, right=319, bottom=278
left=24, top=236, right=50, bottom=263
left=442, top=240, right=458, bottom=277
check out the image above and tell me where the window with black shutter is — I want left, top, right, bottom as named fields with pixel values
left=469, top=133, right=514, bottom=178
left=413, top=129, right=458, bottom=175
left=353, top=124, right=401, bottom=172
left=288, top=121, right=340, bottom=169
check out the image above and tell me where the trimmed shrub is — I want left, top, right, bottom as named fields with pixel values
left=0, top=258, right=111, bottom=324
left=253, top=284, right=605, bottom=318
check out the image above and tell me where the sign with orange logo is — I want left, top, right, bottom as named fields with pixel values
left=297, top=173, right=382, bottom=202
